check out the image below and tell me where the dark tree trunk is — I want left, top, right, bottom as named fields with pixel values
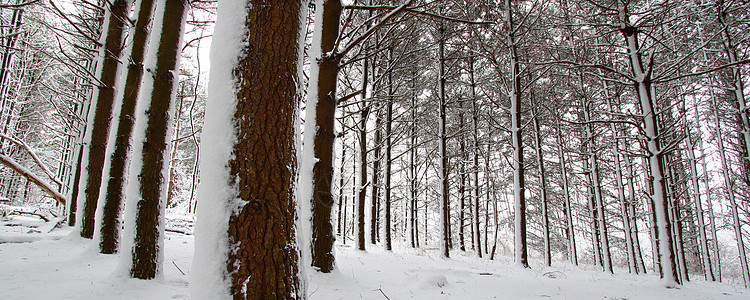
left=308, top=0, right=343, bottom=273
left=99, top=0, right=156, bottom=255
left=127, top=0, right=187, bottom=279
left=79, top=0, right=133, bottom=239
left=221, top=0, right=305, bottom=297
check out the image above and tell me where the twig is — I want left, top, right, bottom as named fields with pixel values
left=377, top=288, right=391, bottom=300
left=172, top=261, right=186, bottom=275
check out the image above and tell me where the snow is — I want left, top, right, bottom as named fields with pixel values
left=2, top=219, right=748, bottom=300
left=298, top=0, right=326, bottom=273
left=188, top=0, right=247, bottom=298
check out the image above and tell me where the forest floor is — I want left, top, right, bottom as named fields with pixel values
left=1, top=213, right=748, bottom=299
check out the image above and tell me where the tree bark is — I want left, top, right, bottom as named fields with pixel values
left=306, top=0, right=343, bottom=273
left=78, top=0, right=133, bottom=239
left=124, top=0, right=188, bottom=279
left=197, top=0, right=307, bottom=297
left=98, top=0, right=156, bottom=255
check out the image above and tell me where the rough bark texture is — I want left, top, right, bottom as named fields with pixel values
left=224, top=1, right=305, bottom=298
left=309, top=0, right=342, bottom=273
left=128, top=0, right=187, bottom=279
left=79, top=0, right=132, bottom=239
left=99, top=0, right=156, bottom=255
left=231, top=0, right=306, bottom=294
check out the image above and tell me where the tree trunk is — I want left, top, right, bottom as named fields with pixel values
left=191, top=0, right=306, bottom=298
left=532, top=100, right=550, bottom=266
left=606, top=95, right=634, bottom=273
left=437, top=22, right=450, bottom=259
left=121, top=0, right=188, bottom=279
left=504, top=0, right=527, bottom=268
left=619, top=7, right=679, bottom=284
left=98, top=0, right=156, bottom=255
left=470, top=55, right=482, bottom=258
left=305, top=0, right=343, bottom=273
left=384, top=57, right=393, bottom=251
left=711, top=91, right=750, bottom=287
left=77, top=0, right=133, bottom=239
left=370, top=104, right=381, bottom=245
left=357, top=58, right=369, bottom=251
left=556, top=118, right=576, bottom=265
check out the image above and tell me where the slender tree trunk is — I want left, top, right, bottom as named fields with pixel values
left=607, top=95, right=635, bottom=273
left=627, top=157, right=646, bottom=274
left=556, top=118, right=576, bottom=265
left=409, top=80, right=417, bottom=248
left=121, top=0, right=188, bottom=279
left=384, top=58, right=393, bottom=251
left=371, top=105, right=381, bottom=245
left=619, top=5, right=679, bottom=284
left=459, top=100, right=466, bottom=252
left=98, top=0, right=156, bottom=254
left=357, top=58, right=369, bottom=251
left=78, top=0, right=133, bottom=239
left=504, top=0, right=527, bottom=268
left=438, top=21, right=450, bottom=259
left=532, top=100, right=550, bottom=266
left=711, top=91, right=750, bottom=287
left=470, top=55, right=482, bottom=258
left=337, top=147, right=346, bottom=235
left=304, top=0, right=343, bottom=273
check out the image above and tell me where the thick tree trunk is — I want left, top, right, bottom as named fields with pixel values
left=98, top=0, right=156, bottom=255
left=78, top=0, right=133, bottom=239
left=191, top=0, right=307, bottom=297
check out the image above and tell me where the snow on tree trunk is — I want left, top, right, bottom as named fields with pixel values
left=98, top=0, right=156, bottom=255
left=504, top=0, right=527, bottom=268
left=117, top=0, right=188, bottom=280
left=190, top=0, right=308, bottom=298
left=301, top=0, right=342, bottom=273
left=469, top=55, right=482, bottom=258
left=77, top=0, right=133, bottom=239
left=619, top=17, right=679, bottom=285
left=437, top=21, right=450, bottom=259
left=556, top=117, right=576, bottom=265
left=710, top=92, right=750, bottom=287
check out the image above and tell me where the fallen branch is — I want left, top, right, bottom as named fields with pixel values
left=9, top=210, right=50, bottom=222
left=0, top=133, right=62, bottom=186
left=0, top=155, right=66, bottom=205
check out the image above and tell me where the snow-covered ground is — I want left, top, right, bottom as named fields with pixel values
left=1, top=214, right=747, bottom=299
